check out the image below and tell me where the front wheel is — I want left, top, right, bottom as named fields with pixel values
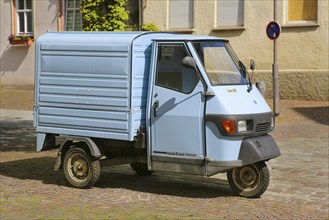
left=63, top=147, right=100, bottom=188
left=227, top=161, right=269, bottom=198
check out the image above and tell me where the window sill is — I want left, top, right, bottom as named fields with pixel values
left=167, top=28, right=194, bottom=33
left=212, top=26, right=245, bottom=31
left=282, top=23, right=320, bottom=28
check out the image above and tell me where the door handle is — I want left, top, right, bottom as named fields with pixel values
left=153, top=100, right=159, bottom=117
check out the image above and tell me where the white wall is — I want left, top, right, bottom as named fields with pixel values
left=0, top=0, right=59, bottom=87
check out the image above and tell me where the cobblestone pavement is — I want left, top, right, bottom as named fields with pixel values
left=0, top=100, right=328, bottom=219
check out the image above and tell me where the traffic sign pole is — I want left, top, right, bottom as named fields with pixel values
left=273, top=0, right=280, bottom=116
left=266, top=5, right=280, bottom=117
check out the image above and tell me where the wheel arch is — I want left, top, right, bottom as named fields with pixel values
left=54, top=136, right=102, bottom=171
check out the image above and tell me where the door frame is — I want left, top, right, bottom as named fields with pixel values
left=146, top=40, right=207, bottom=175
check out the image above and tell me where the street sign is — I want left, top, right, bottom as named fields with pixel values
left=266, top=21, right=281, bottom=40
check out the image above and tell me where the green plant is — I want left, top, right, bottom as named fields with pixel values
left=80, top=0, right=129, bottom=31
left=8, top=33, right=34, bottom=41
left=141, top=23, right=159, bottom=31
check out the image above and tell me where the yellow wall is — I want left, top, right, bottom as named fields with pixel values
left=143, top=0, right=329, bottom=100
left=1, top=0, right=328, bottom=100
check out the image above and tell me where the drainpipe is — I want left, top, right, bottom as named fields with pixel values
left=139, top=0, right=144, bottom=30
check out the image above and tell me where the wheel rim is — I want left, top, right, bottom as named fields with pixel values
left=232, top=164, right=260, bottom=192
left=67, top=153, right=90, bottom=183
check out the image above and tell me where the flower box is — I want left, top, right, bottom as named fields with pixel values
left=9, top=38, right=34, bottom=46
left=8, top=34, right=34, bottom=46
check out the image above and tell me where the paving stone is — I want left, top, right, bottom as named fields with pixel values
left=1, top=100, right=328, bottom=219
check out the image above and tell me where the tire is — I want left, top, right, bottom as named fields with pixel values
left=130, top=163, right=153, bottom=175
left=227, top=161, right=269, bottom=198
left=63, top=147, right=100, bottom=188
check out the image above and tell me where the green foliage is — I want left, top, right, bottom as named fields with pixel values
left=81, top=0, right=129, bottom=31
left=141, top=23, right=160, bottom=31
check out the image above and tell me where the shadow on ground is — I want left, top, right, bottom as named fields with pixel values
left=0, top=157, right=233, bottom=199
left=0, top=118, right=234, bottom=198
left=293, top=106, right=329, bottom=125
left=0, top=120, right=36, bottom=152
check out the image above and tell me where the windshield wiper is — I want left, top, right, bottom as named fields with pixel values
left=239, top=61, right=253, bottom=92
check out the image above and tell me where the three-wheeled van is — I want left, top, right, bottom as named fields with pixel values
left=34, top=32, right=280, bottom=198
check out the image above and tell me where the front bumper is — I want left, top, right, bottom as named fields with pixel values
left=207, top=135, right=280, bottom=176
left=238, top=135, right=281, bottom=166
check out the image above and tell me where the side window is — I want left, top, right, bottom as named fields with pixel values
left=156, top=44, right=199, bottom=94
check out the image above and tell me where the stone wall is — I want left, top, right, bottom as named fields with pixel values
left=254, top=70, right=328, bottom=101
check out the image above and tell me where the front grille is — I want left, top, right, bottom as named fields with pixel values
left=255, top=123, right=271, bottom=133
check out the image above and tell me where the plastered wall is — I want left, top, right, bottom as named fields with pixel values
left=143, top=0, right=329, bottom=100
left=0, top=0, right=59, bottom=87
left=1, top=0, right=328, bottom=100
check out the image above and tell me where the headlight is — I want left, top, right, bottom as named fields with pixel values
left=238, top=120, right=247, bottom=132
left=221, top=119, right=253, bottom=135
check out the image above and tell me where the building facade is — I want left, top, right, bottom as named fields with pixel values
left=143, top=0, right=328, bottom=100
left=1, top=0, right=328, bottom=100
left=1, top=0, right=58, bottom=88
left=0, top=0, right=139, bottom=88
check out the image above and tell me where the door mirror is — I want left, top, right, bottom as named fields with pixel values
left=182, top=56, right=196, bottom=69
left=250, top=59, right=256, bottom=71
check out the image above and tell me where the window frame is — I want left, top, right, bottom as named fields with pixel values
left=64, top=0, right=82, bottom=31
left=215, top=0, right=245, bottom=28
left=167, top=0, right=194, bottom=31
left=284, top=0, right=318, bottom=25
left=13, top=0, right=33, bottom=36
left=155, top=42, right=200, bottom=94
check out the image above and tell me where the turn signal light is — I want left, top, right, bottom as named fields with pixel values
left=221, top=120, right=236, bottom=135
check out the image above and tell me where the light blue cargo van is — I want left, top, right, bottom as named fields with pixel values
left=34, top=32, right=280, bottom=198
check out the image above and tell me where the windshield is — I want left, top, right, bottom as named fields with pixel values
left=192, top=41, right=247, bottom=85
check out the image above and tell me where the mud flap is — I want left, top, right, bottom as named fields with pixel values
left=239, top=135, right=281, bottom=166
left=36, top=133, right=56, bottom=151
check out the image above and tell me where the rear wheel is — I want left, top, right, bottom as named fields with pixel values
left=130, top=163, right=153, bottom=175
left=227, top=161, right=269, bottom=198
left=63, top=147, right=100, bottom=188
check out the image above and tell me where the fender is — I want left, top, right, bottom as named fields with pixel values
left=54, top=136, right=102, bottom=171
left=239, top=135, right=281, bottom=166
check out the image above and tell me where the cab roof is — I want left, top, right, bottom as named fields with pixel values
left=147, top=33, right=228, bottom=42
left=36, top=31, right=228, bottom=47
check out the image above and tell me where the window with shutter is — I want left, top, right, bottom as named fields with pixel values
left=169, top=0, right=194, bottom=29
left=216, top=0, right=244, bottom=27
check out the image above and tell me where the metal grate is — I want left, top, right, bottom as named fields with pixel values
left=255, top=123, right=271, bottom=133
